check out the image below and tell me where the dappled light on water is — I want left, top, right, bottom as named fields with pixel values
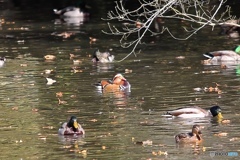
left=0, top=1, right=240, bottom=160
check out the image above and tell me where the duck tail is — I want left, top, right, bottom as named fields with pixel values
left=203, top=52, right=214, bottom=59
left=161, top=112, right=173, bottom=117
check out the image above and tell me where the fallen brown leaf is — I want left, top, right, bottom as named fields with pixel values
left=214, top=132, right=228, bottom=137
left=44, top=55, right=56, bottom=60
left=56, top=92, right=63, bottom=98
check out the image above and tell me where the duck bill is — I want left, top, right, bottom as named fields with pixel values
left=73, top=121, right=79, bottom=129
left=217, top=113, right=223, bottom=119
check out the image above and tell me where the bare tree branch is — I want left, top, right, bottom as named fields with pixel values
left=102, top=0, right=239, bottom=61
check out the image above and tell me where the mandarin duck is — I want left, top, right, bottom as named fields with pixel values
left=58, top=116, right=85, bottom=135
left=97, top=74, right=131, bottom=92
left=164, top=105, right=223, bottom=119
left=175, top=125, right=203, bottom=143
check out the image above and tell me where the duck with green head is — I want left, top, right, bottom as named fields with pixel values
left=58, top=116, right=85, bottom=135
left=203, top=45, right=240, bottom=62
left=164, top=105, right=223, bottom=119
left=175, top=125, right=203, bottom=143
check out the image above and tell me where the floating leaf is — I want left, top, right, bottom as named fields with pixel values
left=32, top=108, right=38, bottom=112
left=20, top=64, right=27, bottom=67
left=58, top=98, right=67, bottom=105
left=62, top=145, right=72, bottom=149
left=221, top=119, right=231, bottom=124
left=67, top=109, right=80, bottom=113
left=102, top=146, right=106, bottom=150
left=11, top=106, right=18, bottom=110
left=42, top=126, right=53, bottom=129
left=193, top=87, right=202, bottom=92
left=46, top=78, right=56, bottom=85
left=44, top=55, right=56, bottom=60
left=214, top=132, right=228, bottom=137
left=43, top=69, right=53, bottom=74
left=158, top=151, right=168, bottom=156
left=56, top=92, right=63, bottom=98
left=90, top=119, right=97, bottom=122
left=89, top=37, right=97, bottom=44
left=125, top=68, right=133, bottom=73
left=73, top=59, right=82, bottom=64
left=175, top=56, right=185, bottom=59
left=135, top=140, right=152, bottom=146
left=229, top=137, right=240, bottom=141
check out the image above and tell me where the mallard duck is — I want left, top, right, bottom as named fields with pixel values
left=164, top=105, right=223, bottom=119
left=58, top=116, right=85, bottom=135
left=92, top=50, right=115, bottom=63
left=97, top=73, right=131, bottom=92
left=175, top=125, right=203, bottom=143
left=203, top=45, right=240, bottom=62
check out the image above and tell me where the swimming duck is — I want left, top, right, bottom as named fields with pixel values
left=92, top=50, right=115, bottom=63
left=164, top=105, right=223, bottom=119
left=203, top=45, right=240, bottom=62
left=53, top=1, right=90, bottom=18
left=58, top=116, right=85, bottom=135
left=175, top=125, right=203, bottom=143
left=97, top=73, right=131, bottom=92
left=53, top=6, right=86, bottom=17
left=220, top=19, right=240, bottom=39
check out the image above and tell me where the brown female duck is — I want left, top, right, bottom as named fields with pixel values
left=175, top=125, right=203, bottom=143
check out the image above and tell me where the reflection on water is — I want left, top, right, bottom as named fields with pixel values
left=54, top=17, right=89, bottom=26
left=0, top=1, right=240, bottom=160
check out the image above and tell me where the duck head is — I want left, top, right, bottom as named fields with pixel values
left=192, top=125, right=202, bottom=141
left=210, top=106, right=223, bottom=119
left=113, top=73, right=126, bottom=84
left=233, top=45, right=240, bottom=54
left=67, top=116, right=79, bottom=132
left=92, top=49, right=114, bottom=62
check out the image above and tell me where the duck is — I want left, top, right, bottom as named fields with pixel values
left=203, top=45, right=240, bottom=62
left=53, top=1, right=90, bottom=18
left=164, top=105, right=223, bottom=119
left=175, top=125, right=203, bottom=143
left=92, top=50, right=115, bottom=63
left=220, top=19, right=240, bottom=39
left=0, top=57, right=6, bottom=67
left=53, top=6, right=85, bottom=17
left=58, top=116, right=85, bottom=135
left=97, top=73, right=131, bottom=92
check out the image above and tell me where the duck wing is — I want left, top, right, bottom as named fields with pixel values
left=175, top=133, right=189, bottom=143
left=203, top=50, right=238, bottom=59
left=167, top=106, right=206, bottom=117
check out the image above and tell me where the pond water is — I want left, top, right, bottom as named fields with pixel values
left=0, top=1, right=240, bottom=160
